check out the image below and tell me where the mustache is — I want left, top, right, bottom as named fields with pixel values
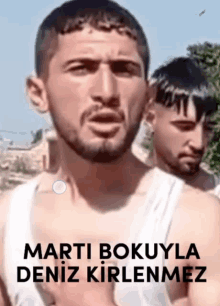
left=80, top=105, right=125, bottom=126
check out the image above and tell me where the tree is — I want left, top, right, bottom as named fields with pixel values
left=187, top=42, right=220, bottom=174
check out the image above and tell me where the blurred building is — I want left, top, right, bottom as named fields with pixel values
left=3, top=129, right=60, bottom=172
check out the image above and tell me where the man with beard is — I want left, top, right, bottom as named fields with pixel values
left=145, top=57, right=220, bottom=197
left=0, top=1, right=220, bottom=306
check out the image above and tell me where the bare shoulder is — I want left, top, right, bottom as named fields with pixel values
left=180, top=183, right=220, bottom=226
left=171, top=183, right=220, bottom=258
left=180, top=183, right=220, bottom=212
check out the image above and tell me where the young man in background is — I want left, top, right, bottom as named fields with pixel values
left=145, top=57, right=220, bottom=196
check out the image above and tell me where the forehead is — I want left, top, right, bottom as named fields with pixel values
left=156, top=98, right=209, bottom=123
left=51, top=27, right=143, bottom=64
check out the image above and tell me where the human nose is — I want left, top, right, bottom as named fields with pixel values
left=188, top=126, right=205, bottom=154
left=90, top=65, right=119, bottom=107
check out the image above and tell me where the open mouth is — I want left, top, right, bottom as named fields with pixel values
left=87, top=111, right=123, bottom=138
left=88, top=111, right=124, bottom=124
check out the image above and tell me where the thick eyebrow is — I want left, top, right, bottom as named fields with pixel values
left=62, top=58, right=99, bottom=70
left=111, top=59, right=142, bottom=69
left=62, top=58, right=142, bottom=70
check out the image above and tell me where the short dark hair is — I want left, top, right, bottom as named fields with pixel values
left=35, top=0, right=150, bottom=79
left=150, top=57, right=217, bottom=121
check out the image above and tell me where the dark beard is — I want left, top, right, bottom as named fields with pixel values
left=170, top=160, right=201, bottom=178
left=52, top=118, right=141, bottom=164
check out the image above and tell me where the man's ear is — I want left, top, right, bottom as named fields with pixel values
left=144, top=99, right=156, bottom=130
left=143, top=82, right=157, bottom=125
left=26, top=76, right=49, bottom=113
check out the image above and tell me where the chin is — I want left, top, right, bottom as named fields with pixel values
left=56, top=121, right=138, bottom=163
left=67, top=136, right=130, bottom=164
left=179, top=163, right=200, bottom=176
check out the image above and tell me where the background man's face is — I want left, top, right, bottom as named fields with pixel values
left=44, top=27, right=147, bottom=163
left=152, top=100, right=214, bottom=176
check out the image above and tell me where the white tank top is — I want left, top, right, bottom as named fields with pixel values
left=213, top=175, right=220, bottom=198
left=4, top=168, right=184, bottom=306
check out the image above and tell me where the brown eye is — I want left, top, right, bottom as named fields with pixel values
left=174, top=123, right=195, bottom=131
left=68, top=61, right=98, bottom=76
left=69, top=65, right=88, bottom=76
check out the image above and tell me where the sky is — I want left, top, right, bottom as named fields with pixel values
left=0, top=0, right=219, bottom=143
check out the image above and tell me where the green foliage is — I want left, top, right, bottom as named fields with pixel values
left=187, top=42, right=220, bottom=174
left=142, top=135, right=154, bottom=152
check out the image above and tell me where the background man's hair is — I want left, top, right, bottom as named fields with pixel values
left=150, top=57, right=217, bottom=121
left=35, top=0, right=150, bottom=79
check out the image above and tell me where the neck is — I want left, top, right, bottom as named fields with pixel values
left=147, top=149, right=155, bottom=168
left=178, top=168, right=212, bottom=190
left=150, top=149, right=171, bottom=173
left=57, top=137, right=148, bottom=200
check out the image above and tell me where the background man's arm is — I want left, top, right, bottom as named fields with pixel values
left=188, top=194, right=220, bottom=305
